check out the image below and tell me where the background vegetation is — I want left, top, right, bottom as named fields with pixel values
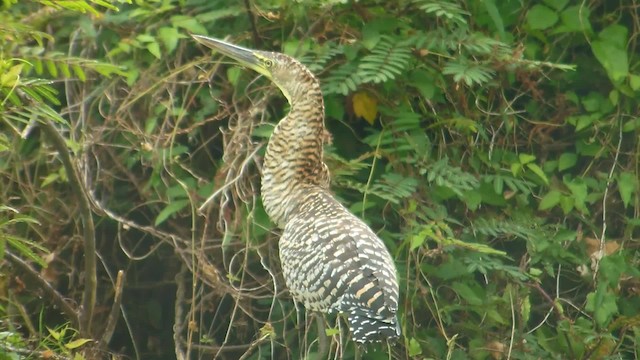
left=1, top=0, right=639, bottom=359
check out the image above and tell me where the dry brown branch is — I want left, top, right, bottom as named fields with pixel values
left=40, top=119, right=97, bottom=336
left=99, top=270, right=125, bottom=350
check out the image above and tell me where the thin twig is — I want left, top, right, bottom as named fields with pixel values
left=594, top=114, right=623, bottom=280
left=6, top=250, right=79, bottom=329
left=99, top=270, right=125, bottom=349
left=40, top=119, right=97, bottom=336
left=174, top=264, right=188, bottom=360
left=243, top=0, right=261, bottom=47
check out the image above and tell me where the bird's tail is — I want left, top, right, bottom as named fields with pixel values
left=347, top=313, right=400, bottom=343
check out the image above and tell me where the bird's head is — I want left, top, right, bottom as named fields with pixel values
left=192, top=35, right=318, bottom=105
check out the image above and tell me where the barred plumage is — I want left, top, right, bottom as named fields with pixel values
left=193, top=35, right=400, bottom=343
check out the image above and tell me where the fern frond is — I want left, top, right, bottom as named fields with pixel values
left=414, top=0, right=469, bottom=24
left=321, top=63, right=363, bottom=95
left=358, top=36, right=412, bottom=84
left=442, top=60, right=495, bottom=86
left=425, top=157, right=479, bottom=196
left=363, top=108, right=423, bottom=155
left=300, top=43, right=345, bottom=73
left=341, top=173, right=418, bottom=205
left=20, top=51, right=126, bottom=80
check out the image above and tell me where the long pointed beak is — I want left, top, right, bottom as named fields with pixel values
left=192, top=35, right=260, bottom=69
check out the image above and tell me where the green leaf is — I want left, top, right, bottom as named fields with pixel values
left=47, top=327, right=61, bottom=341
left=559, top=195, right=574, bottom=214
left=518, top=153, right=536, bottom=165
left=451, top=282, right=483, bottom=305
left=585, top=284, right=618, bottom=328
left=622, top=117, right=640, bottom=132
left=543, top=0, right=568, bottom=10
left=592, top=40, right=628, bottom=84
left=482, top=0, right=505, bottom=39
left=65, top=338, right=92, bottom=349
left=146, top=42, right=161, bottom=59
left=408, top=337, right=422, bottom=356
left=555, top=5, right=591, bottom=33
left=565, top=179, right=588, bottom=213
left=598, top=24, right=628, bottom=48
left=155, top=199, right=189, bottom=226
left=527, top=5, right=558, bottom=30
left=617, top=172, right=637, bottom=208
left=157, top=27, right=180, bottom=53
left=325, top=327, right=340, bottom=336
left=71, top=64, right=86, bottom=82
left=558, top=153, right=577, bottom=171
left=629, top=74, right=640, bottom=91
left=539, top=190, right=561, bottom=210
left=45, top=60, right=58, bottom=77
left=170, top=15, right=207, bottom=34
left=526, top=163, right=549, bottom=184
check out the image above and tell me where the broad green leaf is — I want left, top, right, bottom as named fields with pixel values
left=558, top=153, right=577, bottom=171
left=630, top=74, right=640, bottom=91
left=555, top=5, right=591, bottom=33
left=585, top=284, right=618, bottom=328
left=518, top=153, right=536, bottom=164
left=617, top=172, right=637, bottom=208
left=157, top=27, right=180, bottom=53
left=599, top=24, right=628, bottom=48
left=170, top=15, right=207, bottom=34
left=452, top=282, right=483, bottom=306
left=622, top=117, right=640, bottom=132
left=526, top=163, right=549, bottom=184
left=539, top=190, right=561, bottom=210
left=543, top=0, right=568, bottom=10
left=146, top=42, right=161, bottom=59
left=559, top=195, right=574, bottom=214
left=136, top=34, right=155, bottom=43
left=527, top=5, right=558, bottom=30
left=565, top=179, right=588, bottom=213
left=592, top=40, right=628, bottom=84
left=408, top=337, right=422, bottom=356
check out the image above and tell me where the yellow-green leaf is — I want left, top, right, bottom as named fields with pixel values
left=352, top=91, right=378, bottom=125
left=618, top=172, right=637, bottom=208
left=0, top=64, right=23, bottom=87
left=65, top=338, right=92, bottom=349
left=45, top=60, right=58, bottom=77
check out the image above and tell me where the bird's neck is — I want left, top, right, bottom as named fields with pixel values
left=261, top=82, right=329, bottom=228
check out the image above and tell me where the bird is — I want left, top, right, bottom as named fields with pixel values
left=193, top=34, right=400, bottom=345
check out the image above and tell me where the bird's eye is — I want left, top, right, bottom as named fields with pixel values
left=264, top=59, right=274, bottom=67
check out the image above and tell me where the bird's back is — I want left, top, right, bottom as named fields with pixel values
left=279, top=186, right=400, bottom=342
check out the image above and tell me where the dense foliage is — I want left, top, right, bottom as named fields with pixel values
left=1, top=0, right=639, bottom=359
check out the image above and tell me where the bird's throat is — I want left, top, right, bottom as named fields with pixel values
left=261, top=87, right=327, bottom=228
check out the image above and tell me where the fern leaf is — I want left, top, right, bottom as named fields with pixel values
left=358, top=36, right=412, bottom=84
left=442, top=60, right=495, bottom=86
left=414, top=0, right=470, bottom=24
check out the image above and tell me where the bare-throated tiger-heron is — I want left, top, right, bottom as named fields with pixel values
left=193, top=35, right=400, bottom=344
